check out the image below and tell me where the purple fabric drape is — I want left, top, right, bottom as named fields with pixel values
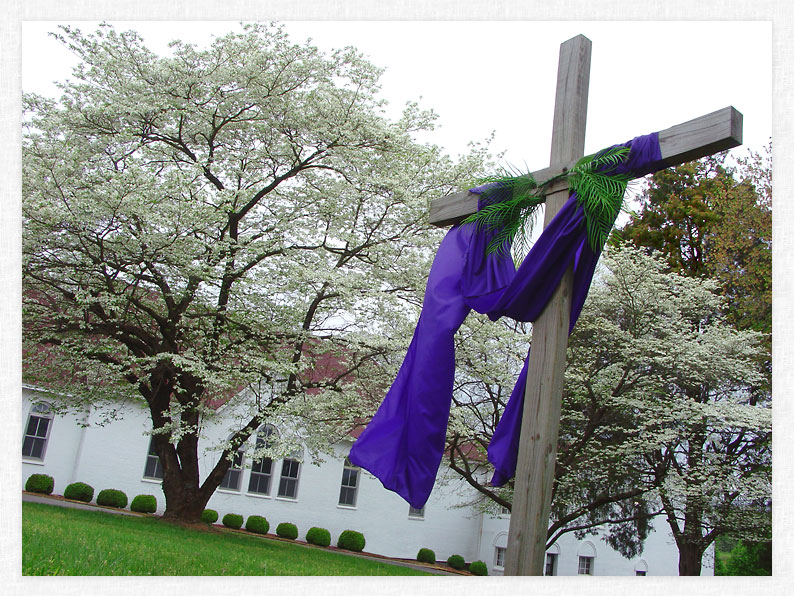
left=349, top=133, right=662, bottom=509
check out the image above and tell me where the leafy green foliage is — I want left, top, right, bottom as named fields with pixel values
left=63, top=482, right=94, bottom=503
left=130, top=494, right=157, bottom=513
left=305, top=527, right=331, bottom=547
left=336, top=530, right=366, bottom=552
left=416, top=548, right=436, bottom=564
left=96, top=489, right=128, bottom=509
left=616, top=147, right=771, bottom=338
left=716, top=541, right=772, bottom=576
left=222, top=513, right=244, bottom=530
left=570, top=146, right=632, bottom=252
left=462, top=146, right=632, bottom=257
left=468, top=560, right=488, bottom=575
left=447, top=554, right=465, bottom=570
left=276, top=522, right=298, bottom=540
left=462, top=169, right=545, bottom=257
left=245, top=515, right=270, bottom=535
left=200, top=509, right=219, bottom=524
left=25, top=474, right=54, bottom=495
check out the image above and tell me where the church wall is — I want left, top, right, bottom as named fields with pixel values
left=22, top=388, right=90, bottom=495
left=20, top=388, right=703, bottom=575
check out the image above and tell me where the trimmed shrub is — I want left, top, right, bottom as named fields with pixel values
left=130, top=494, right=157, bottom=513
left=469, top=560, right=488, bottom=576
left=96, top=488, right=128, bottom=508
left=337, top=529, right=366, bottom=552
left=222, top=513, right=244, bottom=529
left=447, top=554, right=466, bottom=570
left=306, top=527, right=331, bottom=547
left=63, top=482, right=94, bottom=503
left=276, top=522, right=298, bottom=540
left=245, top=515, right=270, bottom=535
left=417, top=548, right=436, bottom=564
left=201, top=509, right=219, bottom=524
left=25, top=473, right=54, bottom=495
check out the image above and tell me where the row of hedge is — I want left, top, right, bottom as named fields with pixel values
left=25, top=474, right=157, bottom=513
left=416, top=548, right=487, bottom=575
left=26, top=474, right=485, bottom=573
left=202, top=507, right=365, bottom=552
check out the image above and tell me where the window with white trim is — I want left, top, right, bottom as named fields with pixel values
left=544, top=552, right=558, bottom=576
left=338, top=457, right=360, bottom=507
left=277, top=452, right=301, bottom=499
left=634, top=558, right=648, bottom=576
left=22, top=402, right=53, bottom=461
left=143, top=437, right=164, bottom=480
left=494, top=546, right=506, bottom=568
left=578, top=555, right=594, bottom=575
left=408, top=505, right=425, bottom=518
left=219, top=438, right=245, bottom=491
left=248, top=425, right=276, bottom=496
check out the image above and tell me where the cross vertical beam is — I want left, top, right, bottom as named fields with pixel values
left=503, top=34, right=591, bottom=576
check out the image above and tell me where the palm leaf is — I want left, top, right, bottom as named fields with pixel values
left=463, top=145, right=633, bottom=257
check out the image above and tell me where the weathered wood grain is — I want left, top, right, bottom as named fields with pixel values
left=428, top=106, right=743, bottom=227
left=503, top=34, right=591, bottom=577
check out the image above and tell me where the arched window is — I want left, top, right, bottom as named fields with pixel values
left=545, top=543, right=561, bottom=576
left=248, top=424, right=277, bottom=496
left=634, top=558, right=648, bottom=576
left=22, top=402, right=53, bottom=461
left=493, top=532, right=509, bottom=570
left=577, top=541, right=597, bottom=575
left=219, top=435, right=245, bottom=491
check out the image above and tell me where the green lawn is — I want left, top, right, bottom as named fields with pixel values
left=22, top=501, right=435, bottom=576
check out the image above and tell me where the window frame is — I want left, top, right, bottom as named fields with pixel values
left=142, top=436, right=164, bottom=481
left=544, top=552, right=558, bottom=576
left=337, top=457, right=360, bottom=508
left=22, top=402, right=53, bottom=462
left=578, top=555, right=594, bottom=575
left=494, top=546, right=506, bottom=569
left=276, top=455, right=301, bottom=500
left=247, top=425, right=276, bottom=497
left=218, top=439, right=245, bottom=492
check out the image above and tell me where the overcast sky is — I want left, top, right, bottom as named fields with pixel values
left=22, top=21, right=772, bottom=168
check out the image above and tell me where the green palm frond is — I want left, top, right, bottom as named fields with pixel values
left=462, top=171, right=546, bottom=257
left=462, top=145, right=633, bottom=257
left=569, top=146, right=632, bottom=251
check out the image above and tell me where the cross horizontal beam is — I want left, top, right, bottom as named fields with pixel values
left=428, top=106, right=743, bottom=227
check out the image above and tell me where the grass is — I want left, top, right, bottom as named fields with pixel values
left=22, top=501, right=434, bottom=576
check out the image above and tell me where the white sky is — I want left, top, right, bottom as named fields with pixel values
left=21, top=21, right=772, bottom=167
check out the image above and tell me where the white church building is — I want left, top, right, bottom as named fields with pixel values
left=22, top=384, right=711, bottom=576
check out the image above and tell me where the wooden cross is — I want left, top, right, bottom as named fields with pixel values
left=428, top=34, right=742, bottom=576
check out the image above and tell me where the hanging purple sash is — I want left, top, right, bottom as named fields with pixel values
left=349, top=133, right=662, bottom=508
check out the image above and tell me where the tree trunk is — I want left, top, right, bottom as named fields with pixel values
left=678, top=543, right=705, bottom=576
left=150, top=402, right=230, bottom=522
left=161, top=480, right=212, bottom=522
left=157, top=436, right=219, bottom=523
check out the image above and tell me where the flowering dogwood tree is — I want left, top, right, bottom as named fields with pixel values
left=22, top=23, right=491, bottom=521
left=444, top=245, right=770, bottom=573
